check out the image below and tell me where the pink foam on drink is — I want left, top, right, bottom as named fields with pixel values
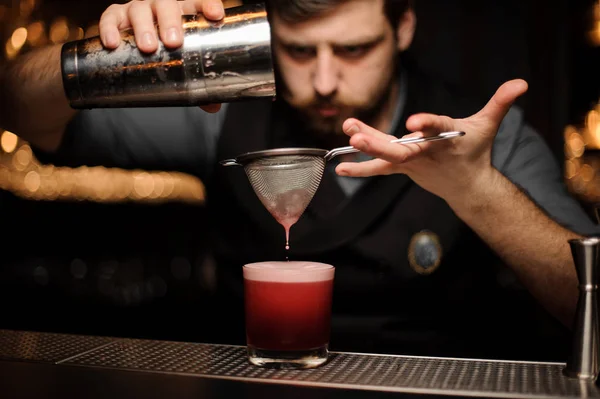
left=243, top=261, right=334, bottom=283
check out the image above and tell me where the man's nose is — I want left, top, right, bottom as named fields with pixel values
left=313, top=50, right=339, bottom=97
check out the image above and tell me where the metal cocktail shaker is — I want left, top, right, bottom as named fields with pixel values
left=564, top=237, right=600, bottom=381
left=60, top=3, right=276, bottom=109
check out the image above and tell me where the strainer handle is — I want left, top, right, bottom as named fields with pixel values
left=324, top=131, right=465, bottom=161
left=220, top=159, right=242, bottom=167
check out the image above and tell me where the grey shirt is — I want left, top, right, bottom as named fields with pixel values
left=53, top=81, right=599, bottom=236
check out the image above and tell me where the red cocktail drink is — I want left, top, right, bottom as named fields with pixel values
left=243, top=261, right=334, bottom=369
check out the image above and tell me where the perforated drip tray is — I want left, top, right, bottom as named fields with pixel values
left=1, top=329, right=599, bottom=398
left=60, top=339, right=597, bottom=398
left=0, top=329, right=113, bottom=363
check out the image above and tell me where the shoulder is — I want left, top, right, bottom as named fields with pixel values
left=490, top=108, right=600, bottom=235
left=491, top=105, right=529, bottom=171
left=490, top=106, right=560, bottom=178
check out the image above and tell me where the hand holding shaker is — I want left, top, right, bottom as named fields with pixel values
left=60, top=3, right=276, bottom=109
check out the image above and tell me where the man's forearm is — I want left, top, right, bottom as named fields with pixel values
left=0, top=44, right=75, bottom=152
left=448, top=167, right=580, bottom=328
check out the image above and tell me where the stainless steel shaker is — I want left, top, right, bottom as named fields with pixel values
left=564, top=237, right=600, bottom=381
left=61, top=3, right=276, bottom=108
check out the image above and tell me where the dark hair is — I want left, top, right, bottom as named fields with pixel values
left=264, top=0, right=413, bottom=32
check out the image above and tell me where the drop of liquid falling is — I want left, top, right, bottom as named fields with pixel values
left=274, top=218, right=295, bottom=261
left=283, top=223, right=292, bottom=261
left=267, top=189, right=308, bottom=260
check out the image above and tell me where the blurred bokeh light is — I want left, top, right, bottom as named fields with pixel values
left=0, top=0, right=210, bottom=204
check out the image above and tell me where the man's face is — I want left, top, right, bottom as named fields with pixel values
left=272, top=0, right=399, bottom=137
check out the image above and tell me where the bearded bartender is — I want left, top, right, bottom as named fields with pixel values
left=0, top=0, right=597, bottom=361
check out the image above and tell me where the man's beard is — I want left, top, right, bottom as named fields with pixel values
left=293, top=83, right=395, bottom=145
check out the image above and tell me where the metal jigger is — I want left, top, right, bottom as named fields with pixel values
left=564, top=237, right=600, bottom=380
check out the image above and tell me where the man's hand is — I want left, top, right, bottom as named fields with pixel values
left=337, top=79, right=584, bottom=327
left=99, top=0, right=225, bottom=113
left=336, top=79, right=529, bottom=204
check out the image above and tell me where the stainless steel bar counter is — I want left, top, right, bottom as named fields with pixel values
left=0, top=329, right=598, bottom=399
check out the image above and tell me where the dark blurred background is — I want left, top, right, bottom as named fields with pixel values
left=0, top=0, right=599, bottom=345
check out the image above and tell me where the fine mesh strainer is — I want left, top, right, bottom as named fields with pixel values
left=220, top=131, right=465, bottom=226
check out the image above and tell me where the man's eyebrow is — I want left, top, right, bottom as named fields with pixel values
left=333, top=34, right=386, bottom=47
left=275, top=34, right=386, bottom=48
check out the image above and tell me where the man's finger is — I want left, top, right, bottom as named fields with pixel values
left=349, top=132, right=424, bottom=165
left=154, top=0, right=184, bottom=48
left=181, top=0, right=224, bottom=19
left=342, top=118, right=395, bottom=141
left=99, top=4, right=129, bottom=48
left=405, top=114, right=456, bottom=137
left=336, top=158, right=397, bottom=177
left=200, top=0, right=225, bottom=20
left=200, top=103, right=222, bottom=113
left=474, top=79, right=528, bottom=126
left=128, top=0, right=159, bottom=53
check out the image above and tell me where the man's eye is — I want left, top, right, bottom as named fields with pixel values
left=336, top=45, right=369, bottom=58
left=286, top=46, right=315, bottom=59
